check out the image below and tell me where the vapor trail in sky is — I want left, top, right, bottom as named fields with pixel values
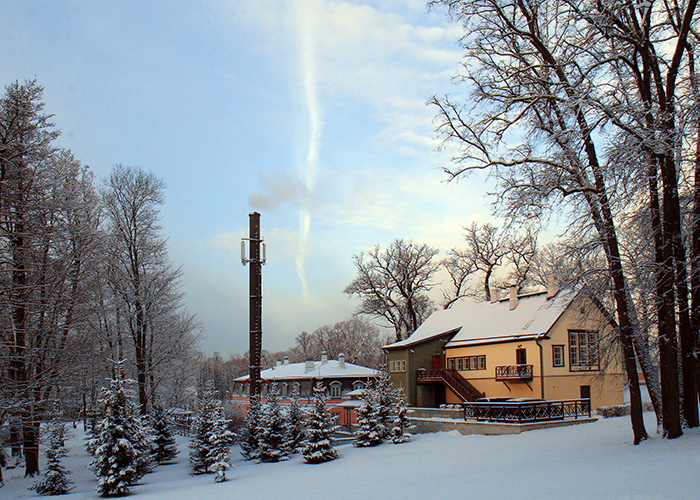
left=296, top=0, right=322, bottom=299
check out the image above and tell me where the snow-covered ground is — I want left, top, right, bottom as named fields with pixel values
left=2, top=412, right=698, bottom=500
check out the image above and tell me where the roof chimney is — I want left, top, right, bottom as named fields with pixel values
left=275, top=359, right=282, bottom=367
left=509, top=286, right=519, bottom=310
left=305, top=359, right=315, bottom=373
left=490, top=287, right=499, bottom=303
left=283, top=356, right=289, bottom=366
left=338, top=352, right=345, bottom=369
left=321, top=351, right=328, bottom=364
left=547, top=275, right=560, bottom=299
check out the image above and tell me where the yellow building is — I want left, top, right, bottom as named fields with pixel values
left=383, top=284, right=624, bottom=410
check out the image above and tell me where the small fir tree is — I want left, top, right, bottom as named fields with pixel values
left=390, top=388, right=412, bottom=444
left=239, top=394, right=262, bottom=460
left=302, top=381, right=339, bottom=464
left=258, top=382, right=290, bottom=462
left=30, top=415, right=74, bottom=495
left=374, top=367, right=394, bottom=440
left=286, top=385, right=307, bottom=454
left=151, top=402, right=178, bottom=463
left=89, top=374, right=145, bottom=497
left=189, top=382, right=219, bottom=475
left=206, top=404, right=235, bottom=482
left=354, top=385, right=383, bottom=447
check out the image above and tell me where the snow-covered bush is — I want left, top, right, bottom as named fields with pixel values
left=301, top=381, right=339, bottom=464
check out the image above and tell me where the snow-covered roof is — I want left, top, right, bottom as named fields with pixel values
left=383, top=287, right=581, bottom=350
left=234, top=359, right=378, bottom=383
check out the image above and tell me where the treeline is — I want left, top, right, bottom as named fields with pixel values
left=0, top=80, right=201, bottom=476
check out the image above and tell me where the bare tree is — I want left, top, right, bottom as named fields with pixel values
left=344, top=240, right=440, bottom=342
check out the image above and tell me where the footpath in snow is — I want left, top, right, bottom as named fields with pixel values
left=2, top=412, right=698, bottom=500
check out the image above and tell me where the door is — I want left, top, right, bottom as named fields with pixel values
left=516, top=348, right=527, bottom=365
left=431, top=354, right=443, bottom=370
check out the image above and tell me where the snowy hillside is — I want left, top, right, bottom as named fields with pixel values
left=2, top=412, right=698, bottom=500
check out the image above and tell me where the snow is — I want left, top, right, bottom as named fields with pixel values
left=2, top=412, right=699, bottom=499
left=234, top=359, right=377, bottom=382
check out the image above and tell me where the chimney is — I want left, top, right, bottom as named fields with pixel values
left=490, top=287, right=499, bottom=303
left=509, top=286, right=519, bottom=310
left=321, top=351, right=328, bottom=364
left=283, top=356, right=289, bottom=366
left=338, top=352, right=345, bottom=369
left=305, top=359, right=315, bottom=373
left=547, top=275, right=560, bottom=299
left=275, top=359, right=282, bottom=367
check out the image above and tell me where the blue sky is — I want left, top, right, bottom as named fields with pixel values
left=1, top=0, right=496, bottom=357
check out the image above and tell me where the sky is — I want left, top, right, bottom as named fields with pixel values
left=0, top=0, right=498, bottom=357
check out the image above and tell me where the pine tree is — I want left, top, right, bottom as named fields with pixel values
left=206, top=404, right=234, bottom=482
left=354, top=384, right=383, bottom=447
left=89, top=375, right=145, bottom=497
left=286, top=385, right=306, bottom=454
left=239, top=394, right=262, bottom=461
left=301, top=381, right=339, bottom=464
left=258, top=382, right=290, bottom=462
left=189, top=383, right=219, bottom=474
left=30, top=415, right=74, bottom=495
left=374, top=367, right=393, bottom=440
left=131, top=414, right=157, bottom=477
left=390, top=388, right=412, bottom=444
left=151, top=403, right=178, bottom=463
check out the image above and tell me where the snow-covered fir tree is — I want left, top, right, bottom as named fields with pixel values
left=151, top=402, right=178, bottom=463
left=30, top=415, right=74, bottom=495
left=238, top=394, right=262, bottom=461
left=189, top=382, right=220, bottom=475
left=390, top=387, right=412, bottom=444
left=206, top=404, right=235, bottom=482
left=374, top=367, right=394, bottom=440
left=354, top=384, right=383, bottom=447
left=257, top=382, right=290, bottom=462
left=286, top=385, right=306, bottom=454
left=89, top=373, right=148, bottom=497
left=131, top=414, right=157, bottom=477
left=84, top=416, right=100, bottom=456
left=301, top=381, right=339, bottom=464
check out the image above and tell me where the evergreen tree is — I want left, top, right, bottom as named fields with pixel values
left=131, top=414, right=157, bottom=477
left=89, top=375, right=145, bottom=497
left=206, top=404, right=234, bottom=482
left=390, top=388, right=412, bottom=444
left=189, top=383, right=219, bottom=474
left=151, top=403, right=178, bottom=463
left=354, top=384, right=383, bottom=447
left=30, top=416, right=74, bottom=495
left=301, top=381, right=339, bottom=464
left=286, top=385, right=306, bottom=454
left=258, top=382, right=290, bottom=462
left=374, top=367, right=393, bottom=440
left=238, top=394, right=262, bottom=461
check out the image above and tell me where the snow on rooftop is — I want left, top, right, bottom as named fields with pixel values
left=234, top=359, right=377, bottom=382
left=384, top=287, right=579, bottom=350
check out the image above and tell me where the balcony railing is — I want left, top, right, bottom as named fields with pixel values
left=463, top=399, right=591, bottom=423
left=416, top=368, right=484, bottom=401
left=495, top=364, right=533, bottom=381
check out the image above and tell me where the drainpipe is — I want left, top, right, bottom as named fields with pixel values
left=536, top=335, right=545, bottom=400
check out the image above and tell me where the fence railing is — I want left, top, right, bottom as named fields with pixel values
left=494, top=364, right=533, bottom=381
left=463, top=399, right=591, bottom=423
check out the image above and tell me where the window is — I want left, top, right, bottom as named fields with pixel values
left=569, top=330, right=599, bottom=371
left=447, top=358, right=455, bottom=370
left=452, top=355, right=486, bottom=371
left=281, top=382, right=289, bottom=397
left=389, top=359, right=406, bottom=372
left=516, top=348, right=527, bottom=365
left=552, top=345, right=565, bottom=367
left=352, top=381, right=365, bottom=391
left=329, top=382, right=342, bottom=398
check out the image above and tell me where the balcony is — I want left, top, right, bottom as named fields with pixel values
left=495, top=364, right=533, bottom=382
